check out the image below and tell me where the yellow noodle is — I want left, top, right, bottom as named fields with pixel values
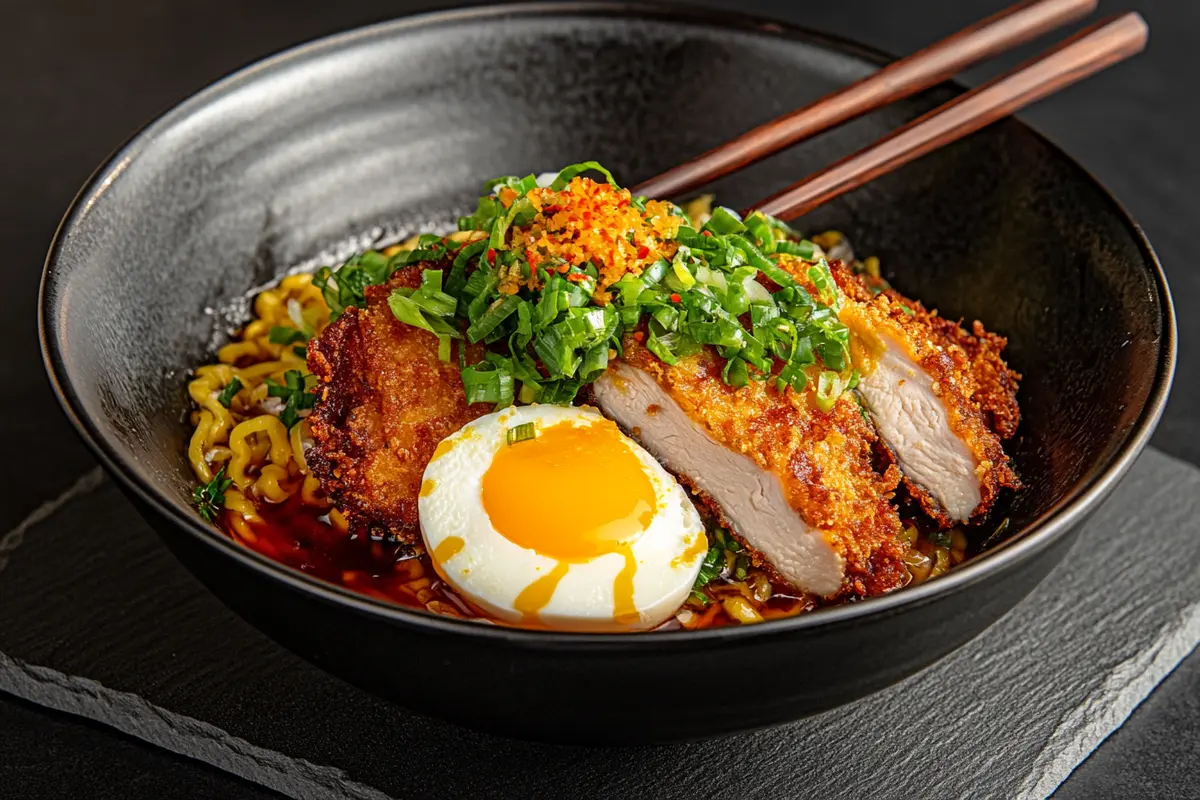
left=218, top=340, right=261, bottom=364
left=228, top=416, right=292, bottom=489
left=194, top=364, right=237, bottom=384
left=243, top=319, right=273, bottom=340
left=254, top=288, right=285, bottom=322
left=249, top=437, right=271, bottom=464
left=288, top=424, right=308, bottom=474
left=237, top=360, right=292, bottom=382
left=300, top=473, right=328, bottom=507
left=228, top=514, right=258, bottom=544
left=224, top=488, right=262, bottom=522
left=189, top=410, right=215, bottom=483
left=187, top=257, right=359, bottom=533
left=255, top=464, right=295, bottom=503
left=187, top=373, right=236, bottom=444
left=329, top=508, right=349, bottom=533
left=280, top=273, right=314, bottom=291
left=253, top=335, right=286, bottom=361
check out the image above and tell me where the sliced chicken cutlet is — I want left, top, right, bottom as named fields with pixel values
left=830, top=263, right=1021, bottom=526
left=306, top=265, right=489, bottom=542
left=593, top=342, right=908, bottom=599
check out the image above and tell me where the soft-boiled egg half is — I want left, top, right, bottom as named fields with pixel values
left=418, top=405, right=706, bottom=632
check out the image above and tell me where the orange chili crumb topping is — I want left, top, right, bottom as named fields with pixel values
left=513, top=177, right=681, bottom=302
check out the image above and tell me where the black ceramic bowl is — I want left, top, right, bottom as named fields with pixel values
left=40, top=3, right=1174, bottom=744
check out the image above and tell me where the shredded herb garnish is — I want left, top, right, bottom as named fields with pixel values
left=268, top=326, right=307, bottom=345
left=265, top=369, right=317, bottom=429
left=217, top=377, right=243, bottom=408
left=192, top=466, right=232, bottom=523
left=689, top=527, right=745, bottom=606
left=313, top=163, right=857, bottom=410
left=506, top=422, right=537, bottom=445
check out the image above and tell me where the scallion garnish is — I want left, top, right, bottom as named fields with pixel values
left=506, top=422, right=537, bottom=445
left=311, top=162, right=858, bottom=411
left=265, top=369, right=317, bottom=430
left=269, top=326, right=307, bottom=346
left=216, top=377, right=243, bottom=408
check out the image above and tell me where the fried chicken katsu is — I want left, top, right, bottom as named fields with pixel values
left=593, top=343, right=909, bottom=598
left=306, top=264, right=490, bottom=541
left=195, top=165, right=1027, bottom=628
left=832, top=264, right=1021, bottom=525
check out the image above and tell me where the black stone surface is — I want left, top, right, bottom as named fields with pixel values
left=3, top=0, right=1197, bottom=798
left=0, top=450, right=1197, bottom=799
left=0, top=693, right=281, bottom=800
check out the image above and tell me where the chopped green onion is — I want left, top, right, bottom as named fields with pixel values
left=269, top=326, right=307, bottom=345
left=579, top=341, right=610, bottom=382
left=466, top=295, right=522, bottom=343
left=807, top=259, right=840, bottom=308
left=743, top=212, right=775, bottom=253
left=388, top=289, right=462, bottom=341
left=722, top=356, right=749, bottom=388
left=814, top=370, right=845, bottom=412
left=324, top=162, right=856, bottom=410
left=462, top=357, right=514, bottom=409
left=550, top=161, right=620, bottom=191
left=670, top=248, right=697, bottom=290
left=216, top=377, right=243, bottom=408
left=506, top=422, right=537, bottom=445
left=703, top=206, right=747, bottom=236
left=265, top=369, right=317, bottom=430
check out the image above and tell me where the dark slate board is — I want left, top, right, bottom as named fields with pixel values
left=0, top=448, right=1197, bottom=800
left=0, top=692, right=281, bottom=800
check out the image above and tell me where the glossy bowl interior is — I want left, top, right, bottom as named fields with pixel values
left=40, top=4, right=1173, bottom=743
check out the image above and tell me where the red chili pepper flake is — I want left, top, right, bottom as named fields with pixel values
left=542, top=205, right=561, bottom=215
left=670, top=293, right=682, bottom=303
left=636, top=245, right=650, bottom=259
left=566, top=273, right=588, bottom=283
left=701, top=230, right=713, bottom=237
left=486, top=248, right=497, bottom=266
left=633, top=331, right=646, bottom=342
left=617, top=196, right=630, bottom=208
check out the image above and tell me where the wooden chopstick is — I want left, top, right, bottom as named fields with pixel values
left=748, top=13, right=1147, bottom=221
left=632, top=0, right=1098, bottom=199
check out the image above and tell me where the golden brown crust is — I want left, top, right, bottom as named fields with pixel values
left=306, top=264, right=489, bottom=542
left=619, top=340, right=909, bottom=599
left=828, top=262, right=1021, bottom=526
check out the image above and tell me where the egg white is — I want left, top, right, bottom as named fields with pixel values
left=418, top=404, right=706, bottom=632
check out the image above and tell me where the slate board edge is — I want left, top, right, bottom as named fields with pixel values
left=0, top=650, right=385, bottom=800
left=0, top=449, right=1197, bottom=800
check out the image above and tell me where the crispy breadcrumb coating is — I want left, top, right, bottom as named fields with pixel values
left=618, top=340, right=909, bottom=598
left=306, top=265, right=490, bottom=542
left=828, top=262, right=1021, bottom=526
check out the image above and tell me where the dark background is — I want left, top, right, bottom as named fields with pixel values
left=2, top=0, right=1195, bottom=797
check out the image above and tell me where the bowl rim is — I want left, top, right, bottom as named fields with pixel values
left=39, top=1, right=1177, bottom=649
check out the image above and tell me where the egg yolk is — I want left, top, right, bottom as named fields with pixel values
left=481, top=419, right=657, bottom=561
